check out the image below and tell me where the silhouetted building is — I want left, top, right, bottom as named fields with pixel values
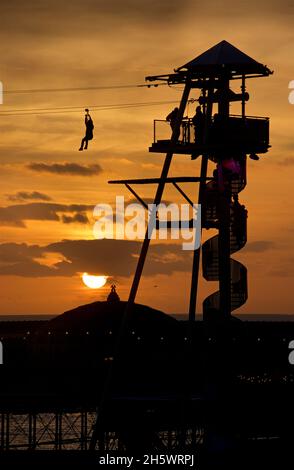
left=107, top=284, right=120, bottom=303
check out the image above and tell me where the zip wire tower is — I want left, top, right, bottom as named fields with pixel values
left=111, top=40, right=272, bottom=322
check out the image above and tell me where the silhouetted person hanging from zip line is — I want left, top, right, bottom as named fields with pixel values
left=79, top=109, right=94, bottom=151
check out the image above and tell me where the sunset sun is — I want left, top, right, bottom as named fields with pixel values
left=82, top=273, right=107, bottom=289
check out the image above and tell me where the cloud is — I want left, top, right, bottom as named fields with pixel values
left=0, top=239, right=190, bottom=278
left=0, top=0, right=191, bottom=37
left=27, top=162, right=103, bottom=176
left=0, top=242, right=43, bottom=263
left=277, top=157, right=294, bottom=166
left=268, top=256, right=294, bottom=278
left=6, top=191, right=52, bottom=202
left=61, top=213, right=89, bottom=224
left=0, top=202, right=93, bottom=227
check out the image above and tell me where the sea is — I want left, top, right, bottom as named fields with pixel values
left=0, top=314, right=293, bottom=322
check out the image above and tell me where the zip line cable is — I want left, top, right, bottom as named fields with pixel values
left=0, top=81, right=193, bottom=116
left=0, top=99, right=185, bottom=116
left=0, top=100, right=178, bottom=113
left=4, top=83, right=167, bottom=95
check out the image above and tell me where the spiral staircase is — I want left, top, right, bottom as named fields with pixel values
left=202, top=160, right=248, bottom=315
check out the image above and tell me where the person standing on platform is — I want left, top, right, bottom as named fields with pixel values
left=192, top=106, right=205, bottom=144
left=166, top=107, right=179, bottom=131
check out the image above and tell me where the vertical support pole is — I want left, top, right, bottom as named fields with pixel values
left=28, top=413, right=36, bottom=449
left=81, top=411, right=87, bottom=450
left=1, top=412, right=4, bottom=450
left=218, top=76, right=231, bottom=318
left=188, top=85, right=214, bottom=321
left=58, top=413, right=62, bottom=450
left=81, top=411, right=84, bottom=451
left=5, top=413, right=9, bottom=450
left=55, top=412, right=62, bottom=451
left=241, top=75, right=246, bottom=119
left=55, top=412, right=58, bottom=450
left=218, top=195, right=231, bottom=318
left=188, top=154, right=207, bottom=321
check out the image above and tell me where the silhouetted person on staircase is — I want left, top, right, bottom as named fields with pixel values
left=79, top=109, right=94, bottom=151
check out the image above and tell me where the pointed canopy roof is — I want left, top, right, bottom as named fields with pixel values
left=176, top=40, right=271, bottom=76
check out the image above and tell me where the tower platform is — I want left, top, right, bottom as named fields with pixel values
left=150, top=115, right=270, bottom=157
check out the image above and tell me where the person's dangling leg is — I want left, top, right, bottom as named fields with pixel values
left=84, top=138, right=89, bottom=150
left=79, top=137, right=86, bottom=151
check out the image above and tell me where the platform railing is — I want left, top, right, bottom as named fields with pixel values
left=153, top=115, right=269, bottom=148
left=153, top=119, right=192, bottom=144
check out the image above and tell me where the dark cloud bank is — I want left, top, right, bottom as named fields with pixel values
left=0, top=236, right=276, bottom=279
left=6, top=191, right=52, bottom=202
left=27, top=162, right=102, bottom=176
left=0, top=202, right=93, bottom=227
left=0, top=239, right=191, bottom=278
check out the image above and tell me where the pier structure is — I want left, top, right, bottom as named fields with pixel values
left=0, top=43, right=278, bottom=465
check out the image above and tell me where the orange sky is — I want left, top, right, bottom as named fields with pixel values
left=0, top=0, right=294, bottom=317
